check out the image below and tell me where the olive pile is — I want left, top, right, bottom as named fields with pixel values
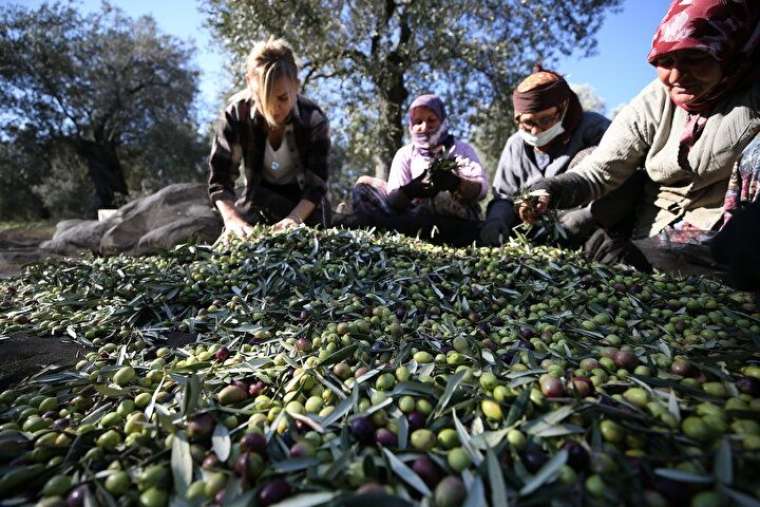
left=0, top=226, right=759, bottom=507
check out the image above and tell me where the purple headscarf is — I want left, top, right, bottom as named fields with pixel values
left=408, top=94, right=454, bottom=158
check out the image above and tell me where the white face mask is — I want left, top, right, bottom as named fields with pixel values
left=517, top=113, right=566, bottom=148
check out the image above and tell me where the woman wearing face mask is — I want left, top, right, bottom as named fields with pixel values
left=208, top=38, right=331, bottom=242
left=479, top=68, right=610, bottom=246
left=341, top=94, right=489, bottom=246
left=520, top=0, right=760, bottom=273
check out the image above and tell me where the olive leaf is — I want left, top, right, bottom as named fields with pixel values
left=654, top=468, right=714, bottom=484
left=171, top=431, right=193, bottom=497
left=212, top=423, right=231, bottom=462
left=433, top=369, right=466, bottom=418
left=714, top=438, right=733, bottom=485
left=382, top=448, right=431, bottom=496
left=487, top=448, right=509, bottom=507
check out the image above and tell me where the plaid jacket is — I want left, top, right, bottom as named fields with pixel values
left=208, top=90, right=330, bottom=207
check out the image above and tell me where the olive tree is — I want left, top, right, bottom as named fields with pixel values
left=0, top=1, right=205, bottom=214
left=204, top=0, right=622, bottom=179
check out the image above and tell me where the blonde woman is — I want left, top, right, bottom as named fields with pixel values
left=208, top=38, right=331, bottom=239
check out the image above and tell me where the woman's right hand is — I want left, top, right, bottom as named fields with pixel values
left=517, top=191, right=551, bottom=224
left=215, top=200, right=254, bottom=243
left=222, top=215, right=255, bottom=239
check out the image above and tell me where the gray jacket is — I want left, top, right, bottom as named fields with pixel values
left=484, top=111, right=610, bottom=229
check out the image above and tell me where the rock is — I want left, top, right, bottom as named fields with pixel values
left=100, top=184, right=221, bottom=255
left=40, top=219, right=113, bottom=255
left=41, top=183, right=222, bottom=256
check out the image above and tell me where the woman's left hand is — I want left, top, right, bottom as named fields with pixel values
left=432, top=170, right=460, bottom=192
left=272, top=215, right=302, bottom=232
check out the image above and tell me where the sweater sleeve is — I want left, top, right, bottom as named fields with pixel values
left=452, top=141, right=489, bottom=200
left=208, top=102, right=244, bottom=204
left=534, top=86, right=656, bottom=209
left=386, top=146, right=413, bottom=192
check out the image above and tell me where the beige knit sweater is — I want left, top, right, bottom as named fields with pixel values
left=546, top=79, right=760, bottom=238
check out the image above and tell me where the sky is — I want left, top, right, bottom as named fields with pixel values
left=14, top=0, right=673, bottom=120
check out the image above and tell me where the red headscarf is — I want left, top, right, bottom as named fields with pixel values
left=648, top=0, right=760, bottom=170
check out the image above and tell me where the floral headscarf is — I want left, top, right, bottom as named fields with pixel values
left=648, top=0, right=760, bottom=170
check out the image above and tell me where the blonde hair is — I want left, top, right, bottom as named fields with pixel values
left=245, top=38, right=299, bottom=126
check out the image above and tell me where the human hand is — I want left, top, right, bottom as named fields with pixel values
left=431, top=170, right=460, bottom=193
left=516, top=190, right=551, bottom=224
left=272, top=215, right=302, bottom=232
left=215, top=215, right=254, bottom=246
left=401, top=171, right=437, bottom=199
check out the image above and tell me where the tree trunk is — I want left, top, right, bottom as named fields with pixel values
left=373, top=68, right=408, bottom=180
left=74, top=140, right=128, bottom=212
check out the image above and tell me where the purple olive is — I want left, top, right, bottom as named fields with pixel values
left=258, top=479, right=292, bottom=506
left=613, top=350, right=639, bottom=370
left=356, top=482, right=386, bottom=495
left=570, top=376, right=595, bottom=398
left=289, top=442, right=314, bottom=458
left=522, top=448, right=548, bottom=474
left=296, top=337, right=311, bottom=352
left=53, top=418, right=70, bottom=431
left=350, top=416, right=375, bottom=445
left=187, top=413, right=215, bottom=441
left=240, top=432, right=268, bottom=454
left=412, top=455, right=440, bottom=488
left=519, top=326, right=534, bottom=339
left=562, top=441, right=590, bottom=471
left=375, top=428, right=398, bottom=447
left=371, top=340, right=390, bottom=354
left=248, top=380, right=267, bottom=397
left=67, top=485, right=88, bottom=507
left=202, top=452, right=219, bottom=470
left=215, top=489, right=226, bottom=505
left=539, top=375, right=565, bottom=398
left=407, top=411, right=426, bottom=431
left=736, top=377, right=760, bottom=396
left=232, top=380, right=249, bottom=393
left=42, top=410, right=58, bottom=420
left=214, top=346, right=230, bottom=362
left=235, top=451, right=264, bottom=481
left=671, top=358, right=694, bottom=377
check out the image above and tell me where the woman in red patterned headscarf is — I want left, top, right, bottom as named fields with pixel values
left=517, top=0, right=760, bottom=276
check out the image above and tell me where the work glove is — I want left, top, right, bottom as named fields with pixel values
left=431, top=170, right=461, bottom=193
left=400, top=171, right=437, bottom=199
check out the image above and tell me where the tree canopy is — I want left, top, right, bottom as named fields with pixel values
left=0, top=1, right=206, bottom=214
left=204, top=0, right=623, bottom=179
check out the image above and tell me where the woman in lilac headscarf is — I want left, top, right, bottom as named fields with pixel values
left=340, top=94, right=489, bottom=246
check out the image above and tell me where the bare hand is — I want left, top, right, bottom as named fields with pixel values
left=216, top=216, right=254, bottom=245
left=272, top=216, right=301, bottom=232
left=517, top=191, right=551, bottom=224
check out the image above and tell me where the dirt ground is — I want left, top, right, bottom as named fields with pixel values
left=0, top=332, right=197, bottom=390
left=0, top=222, right=57, bottom=279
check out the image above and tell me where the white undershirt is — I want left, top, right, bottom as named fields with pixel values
left=262, top=127, right=299, bottom=185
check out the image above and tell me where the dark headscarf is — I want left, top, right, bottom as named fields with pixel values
left=511, top=67, right=583, bottom=147
left=408, top=94, right=455, bottom=159
left=648, top=0, right=760, bottom=169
